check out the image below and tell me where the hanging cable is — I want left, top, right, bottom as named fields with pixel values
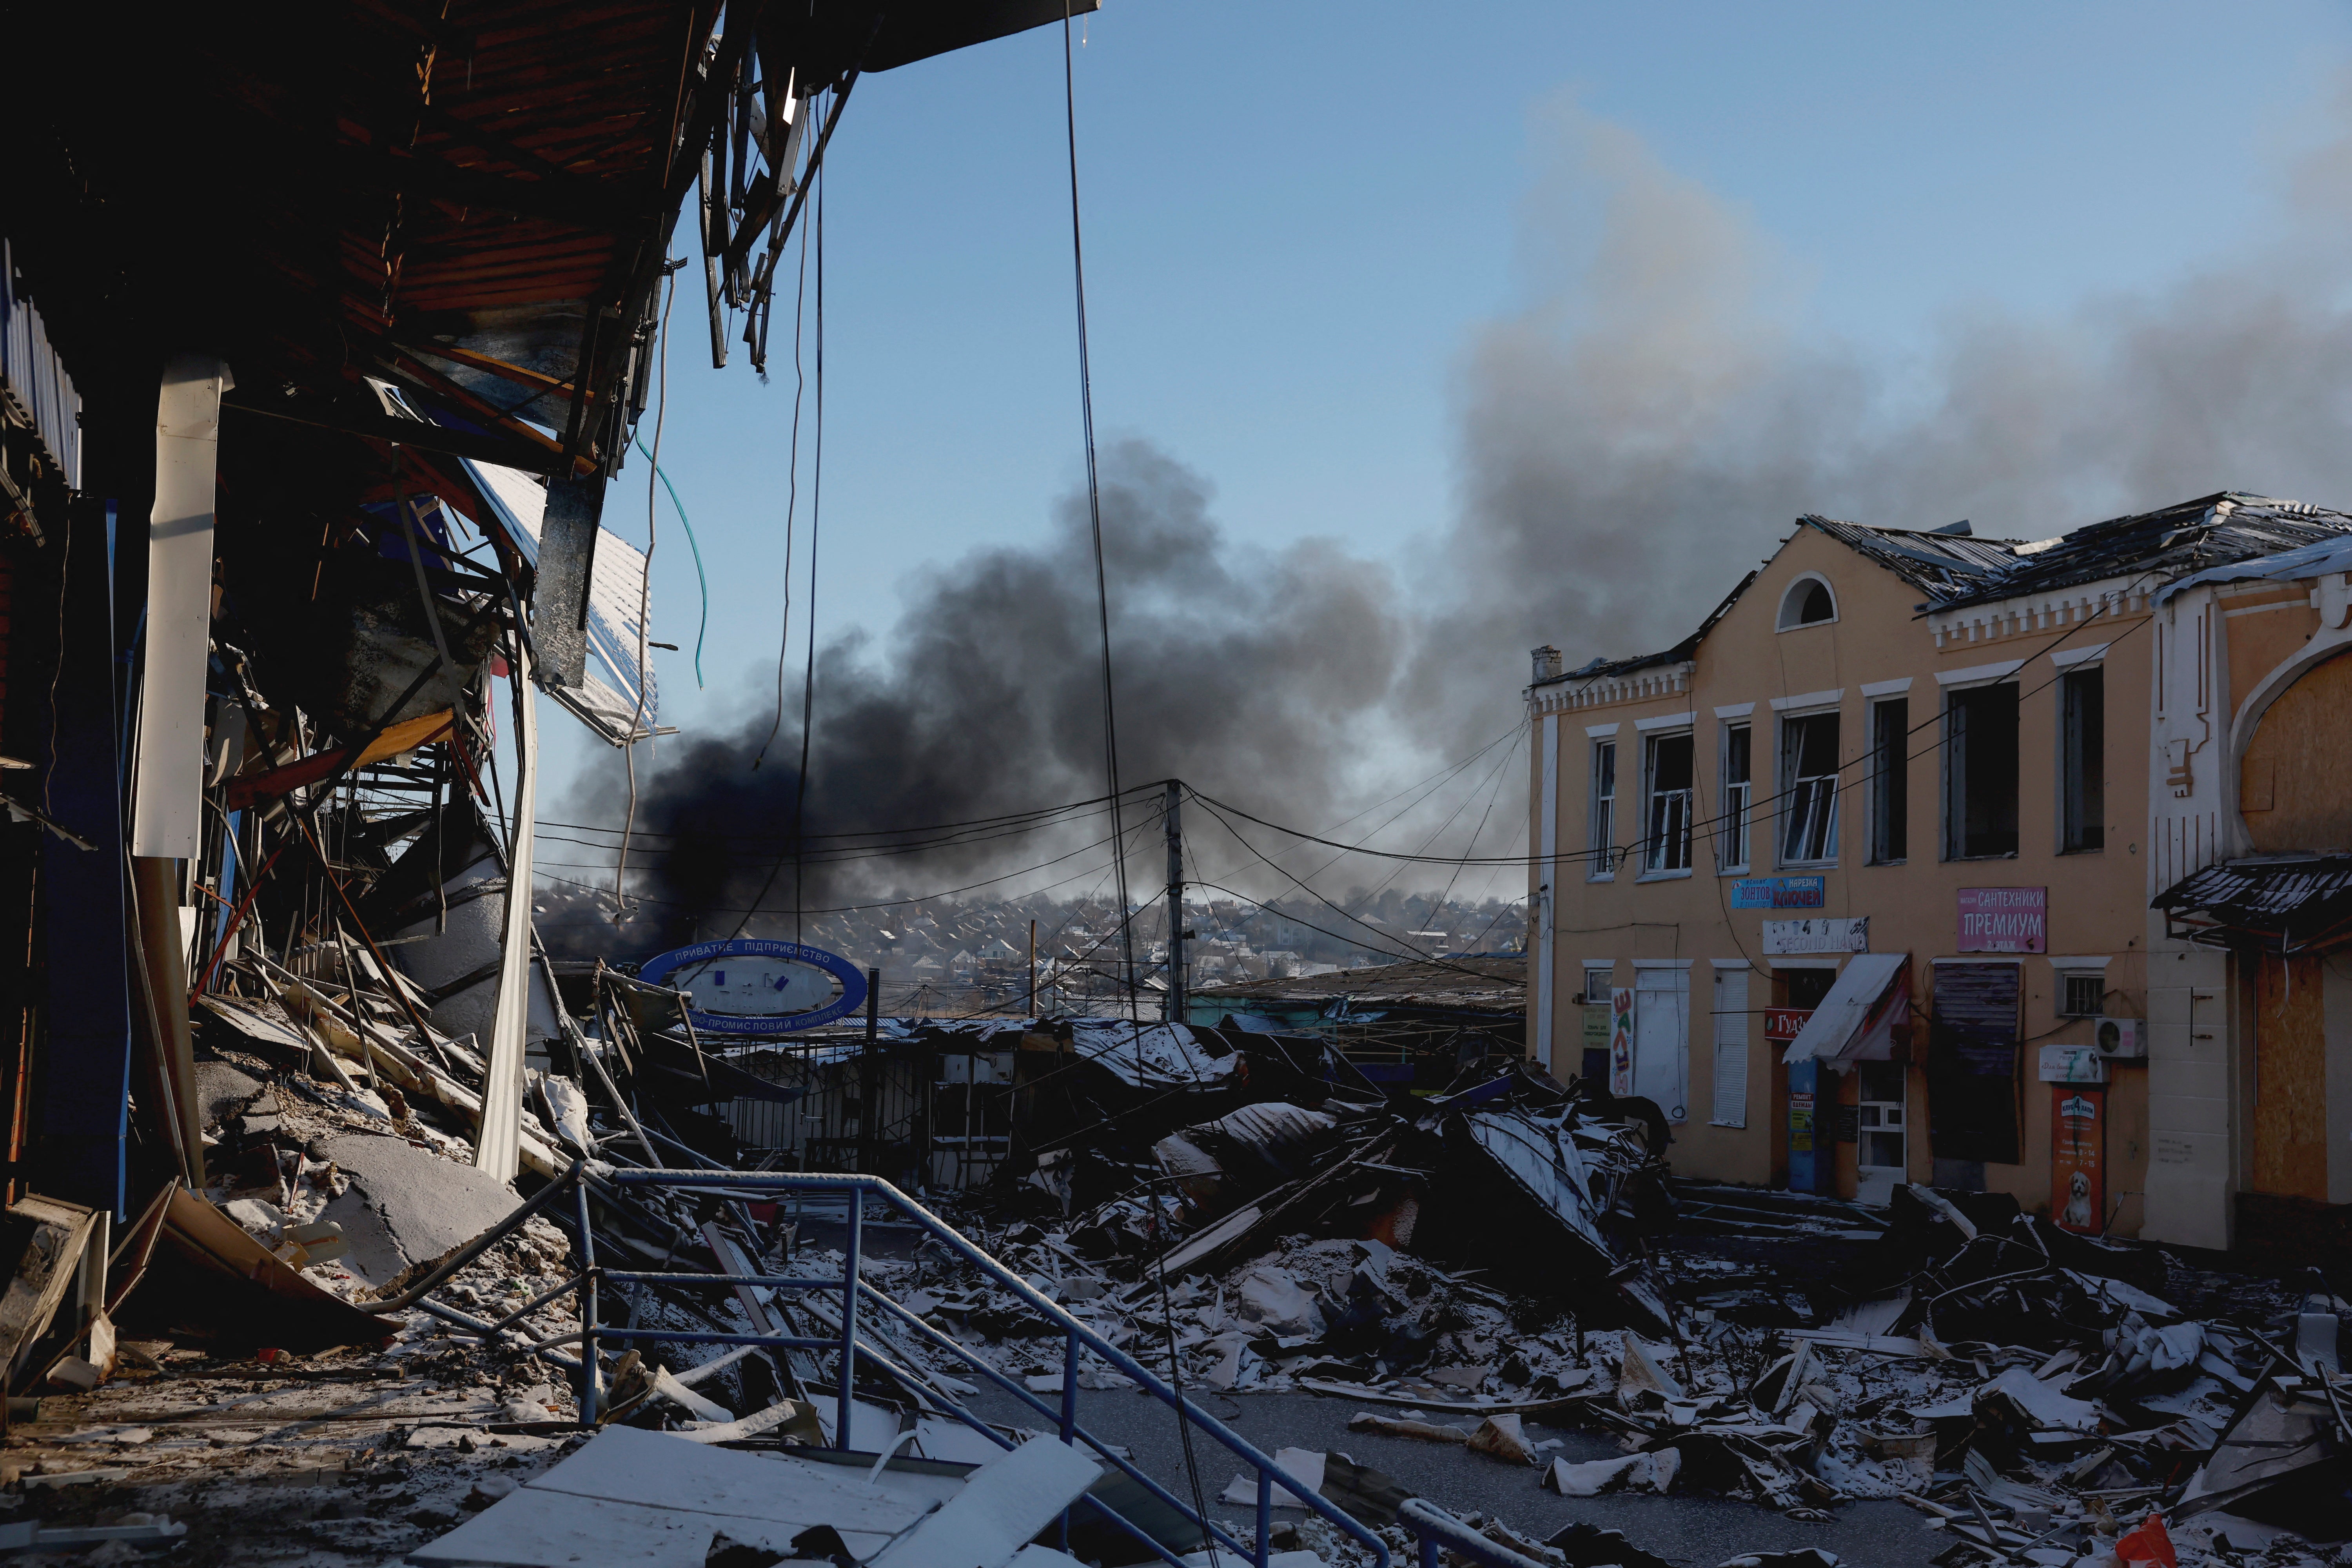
left=632, top=433, right=710, bottom=687
left=1062, top=13, right=1132, bottom=1005
left=615, top=266, right=680, bottom=913
left=756, top=174, right=816, bottom=770
left=1057, top=8, right=1216, bottom=1555
left=790, top=154, right=826, bottom=947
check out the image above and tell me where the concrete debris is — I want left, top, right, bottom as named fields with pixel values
left=316, top=1133, right=522, bottom=1290
left=1545, top=1449, right=1680, bottom=1495
left=29, top=880, right=2342, bottom=1568
left=1465, top=1414, right=1536, bottom=1466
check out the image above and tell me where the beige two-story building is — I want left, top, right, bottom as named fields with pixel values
left=1525, top=494, right=2352, bottom=1238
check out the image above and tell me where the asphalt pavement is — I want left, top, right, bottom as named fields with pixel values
left=965, top=1385, right=1944, bottom=1568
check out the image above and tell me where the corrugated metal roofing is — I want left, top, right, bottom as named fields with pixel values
left=1798, top=516, right=2024, bottom=597
left=2152, top=855, right=2352, bottom=953
left=1537, top=494, right=2352, bottom=687
left=1194, top=955, right=1525, bottom=1013
left=1932, top=492, right=2352, bottom=611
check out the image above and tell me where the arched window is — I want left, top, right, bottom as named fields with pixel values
left=1777, top=574, right=1837, bottom=630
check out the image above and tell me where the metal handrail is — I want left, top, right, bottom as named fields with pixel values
left=586, top=1167, right=1392, bottom=1568
left=398, top=1160, right=1563, bottom=1568
left=1397, top=1500, right=1552, bottom=1568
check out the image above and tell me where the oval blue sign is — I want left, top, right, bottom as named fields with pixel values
left=637, top=938, right=869, bottom=1034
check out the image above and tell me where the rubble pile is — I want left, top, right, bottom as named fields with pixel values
left=839, top=1043, right=2352, bottom=1568
left=5, top=936, right=2346, bottom=1568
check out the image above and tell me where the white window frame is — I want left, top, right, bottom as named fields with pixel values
left=1776, top=572, right=1839, bottom=631
left=1587, top=732, right=1619, bottom=882
left=2048, top=955, right=2113, bottom=1019
left=1717, top=717, right=1753, bottom=874
left=1777, top=706, right=1841, bottom=867
left=1639, top=728, right=1696, bottom=878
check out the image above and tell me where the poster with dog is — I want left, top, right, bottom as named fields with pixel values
left=2051, top=1087, right=2105, bottom=1234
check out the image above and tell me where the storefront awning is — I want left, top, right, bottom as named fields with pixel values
left=1783, top=953, right=1910, bottom=1065
left=2153, top=855, right=2352, bottom=955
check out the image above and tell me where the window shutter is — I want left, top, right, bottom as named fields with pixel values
left=1711, top=968, right=1749, bottom=1128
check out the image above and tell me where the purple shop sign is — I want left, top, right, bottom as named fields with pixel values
left=1958, top=886, right=2047, bottom=954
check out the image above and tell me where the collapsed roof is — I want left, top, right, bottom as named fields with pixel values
left=1532, top=492, right=2352, bottom=688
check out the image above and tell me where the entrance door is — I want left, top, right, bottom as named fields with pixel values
left=1632, top=968, right=1690, bottom=1123
left=2253, top=954, right=2326, bottom=1201
left=1855, top=1058, right=1907, bottom=1205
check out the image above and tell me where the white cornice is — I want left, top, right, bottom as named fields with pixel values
left=1528, top=660, right=1697, bottom=716
left=1925, top=574, right=2150, bottom=650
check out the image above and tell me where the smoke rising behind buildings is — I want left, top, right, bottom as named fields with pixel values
left=555, top=95, right=2352, bottom=942
left=550, top=439, right=1411, bottom=945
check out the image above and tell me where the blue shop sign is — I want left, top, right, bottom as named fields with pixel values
left=637, top=938, right=870, bottom=1034
left=1730, top=876, right=1826, bottom=910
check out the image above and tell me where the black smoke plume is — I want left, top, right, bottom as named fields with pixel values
left=543, top=439, right=1405, bottom=953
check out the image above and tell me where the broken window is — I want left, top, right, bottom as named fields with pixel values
left=1779, top=712, right=1839, bottom=864
left=1588, top=740, right=1617, bottom=878
left=1869, top=698, right=1908, bottom=864
left=1777, top=575, right=1837, bottom=629
left=1943, top=682, right=2019, bottom=860
left=1642, top=732, right=1693, bottom=873
left=2060, top=666, right=2105, bottom=853
left=1719, top=723, right=1751, bottom=871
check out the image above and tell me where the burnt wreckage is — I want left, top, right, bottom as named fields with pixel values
left=0, top=4, right=2347, bottom=1567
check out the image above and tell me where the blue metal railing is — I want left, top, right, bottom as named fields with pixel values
left=433, top=1164, right=1391, bottom=1568
left=386, top=1161, right=1555, bottom=1568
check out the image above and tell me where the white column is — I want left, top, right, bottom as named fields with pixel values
left=476, top=639, right=539, bottom=1183
left=131, top=354, right=232, bottom=859
left=1533, top=713, right=1560, bottom=1071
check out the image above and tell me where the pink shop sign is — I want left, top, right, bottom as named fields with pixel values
left=1958, top=886, right=2047, bottom=954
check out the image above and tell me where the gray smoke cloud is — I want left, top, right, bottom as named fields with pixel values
left=552, top=90, right=2352, bottom=941
left=550, top=439, right=1409, bottom=941
left=1412, top=94, right=2352, bottom=753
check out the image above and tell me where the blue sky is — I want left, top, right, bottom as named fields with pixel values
left=543, top=0, right=2352, bottom=803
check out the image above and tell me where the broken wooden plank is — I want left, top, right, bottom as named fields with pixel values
left=0, top=1195, right=97, bottom=1389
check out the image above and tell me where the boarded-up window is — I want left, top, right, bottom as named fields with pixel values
left=1711, top=967, right=1749, bottom=1128
left=1927, top=961, right=2021, bottom=1165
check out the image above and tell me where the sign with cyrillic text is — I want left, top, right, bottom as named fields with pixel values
left=1958, top=886, right=2047, bottom=954
left=1730, top=876, right=1826, bottom=909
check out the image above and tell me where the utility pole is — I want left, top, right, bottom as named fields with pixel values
left=1165, top=780, right=1187, bottom=1024
left=1027, top=919, right=1037, bottom=1018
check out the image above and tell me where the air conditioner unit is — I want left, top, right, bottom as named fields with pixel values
left=2094, top=1017, right=2145, bottom=1059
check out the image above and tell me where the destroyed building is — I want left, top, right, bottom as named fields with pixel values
left=1526, top=495, right=2352, bottom=1252
left=3, top=7, right=2352, bottom=1568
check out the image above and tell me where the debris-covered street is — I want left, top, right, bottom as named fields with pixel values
left=9, top=4, right=2352, bottom=1567
left=0, top=976, right=2336, bottom=1568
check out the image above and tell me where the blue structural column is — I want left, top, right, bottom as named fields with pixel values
left=36, top=497, right=132, bottom=1216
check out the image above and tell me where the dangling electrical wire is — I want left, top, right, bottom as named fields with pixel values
left=755, top=157, right=817, bottom=771
left=615, top=265, right=681, bottom=913
left=789, top=156, right=827, bottom=947
left=632, top=434, right=710, bottom=687
left=1060, top=15, right=1131, bottom=1003
left=1058, top=9, right=1216, bottom=1559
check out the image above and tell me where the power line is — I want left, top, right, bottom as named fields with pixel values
left=532, top=781, right=1160, bottom=845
